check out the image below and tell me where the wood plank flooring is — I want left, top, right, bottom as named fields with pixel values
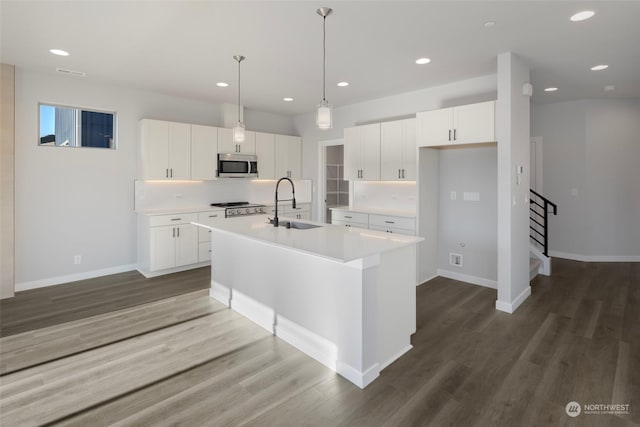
left=0, top=259, right=638, bottom=426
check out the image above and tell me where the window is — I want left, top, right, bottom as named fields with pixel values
left=39, top=103, right=116, bottom=149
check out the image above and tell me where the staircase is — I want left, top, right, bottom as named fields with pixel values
left=529, top=189, right=557, bottom=280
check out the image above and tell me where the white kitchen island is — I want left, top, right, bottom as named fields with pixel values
left=192, top=215, right=422, bottom=388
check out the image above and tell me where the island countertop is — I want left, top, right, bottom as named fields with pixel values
left=192, top=215, right=422, bottom=263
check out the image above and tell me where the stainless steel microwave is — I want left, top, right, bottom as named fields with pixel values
left=217, top=153, right=258, bottom=178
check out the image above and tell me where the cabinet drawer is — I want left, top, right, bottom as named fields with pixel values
left=149, top=213, right=198, bottom=227
left=368, top=214, right=415, bottom=231
left=331, top=210, right=368, bottom=224
left=369, top=225, right=416, bottom=236
left=198, top=241, right=212, bottom=263
left=332, top=219, right=368, bottom=230
left=197, top=210, right=224, bottom=222
left=198, top=227, right=213, bottom=243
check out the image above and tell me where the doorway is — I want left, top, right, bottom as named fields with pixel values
left=317, top=139, right=349, bottom=223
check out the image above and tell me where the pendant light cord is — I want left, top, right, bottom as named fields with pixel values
left=237, top=58, right=241, bottom=122
left=322, top=15, right=326, bottom=102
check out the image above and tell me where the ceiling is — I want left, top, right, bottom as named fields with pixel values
left=2, top=1, right=639, bottom=116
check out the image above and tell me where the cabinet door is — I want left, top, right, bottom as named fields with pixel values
left=168, top=122, right=191, bottom=179
left=381, top=120, right=403, bottom=181
left=150, top=226, right=176, bottom=271
left=287, top=136, right=302, bottom=179
left=275, top=135, right=300, bottom=179
left=360, top=123, right=381, bottom=180
left=453, top=101, right=495, bottom=144
left=239, top=131, right=256, bottom=155
left=402, top=118, right=417, bottom=180
left=175, top=224, right=198, bottom=267
left=141, top=119, right=169, bottom=179
left=343, top=126, right=360, bottom=181
left=256, top=132, right=276, bottom=179
left=217, top=127, right=235, bottom=154
left=191, top=125, right=218, bottom=180
left=417, top=108, right=453, bottom=147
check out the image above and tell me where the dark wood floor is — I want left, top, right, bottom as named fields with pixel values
left=0, top=259, right=638, bottom=426
left=0, top=268, right=210, bottom=337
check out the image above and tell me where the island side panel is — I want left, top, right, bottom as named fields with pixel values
left=209, top=229, right=381, bottom=388
left=377, top=244, right=416, bottom=369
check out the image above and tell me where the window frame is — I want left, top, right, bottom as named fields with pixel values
left=38, top=102, right=118, bottom=150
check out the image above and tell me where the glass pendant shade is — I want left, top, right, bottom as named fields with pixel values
left=233, top=122, right=245, bottom=143
left=316, top=99, right=332, bottom=130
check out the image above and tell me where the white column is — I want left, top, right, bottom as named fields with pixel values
left=496, top=52, right=531, bottom=313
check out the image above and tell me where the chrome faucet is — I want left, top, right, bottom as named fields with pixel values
left=274, top=177, right=296, bottom=227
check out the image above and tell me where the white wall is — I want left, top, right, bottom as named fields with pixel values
left=14, top=69, right=295, bottom=289
left=531, top=98, right=640, bottom=260
left=437, top=146, right=497, bottom=283
left=293, top=74, right=497, bottom=219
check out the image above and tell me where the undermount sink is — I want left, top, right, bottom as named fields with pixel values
left=288, top=221, right=322, bottom=230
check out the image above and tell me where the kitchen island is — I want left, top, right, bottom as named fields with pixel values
left=192, top=215, right=422, bottom=388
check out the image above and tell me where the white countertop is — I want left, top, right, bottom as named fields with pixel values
left=136, top=207, right=225, bottom=216
left=329, top=206, right=416, bottom=218
left=192, top=215, right=422, bottom=263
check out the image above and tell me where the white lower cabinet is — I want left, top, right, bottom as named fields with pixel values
left=264, top=203, right=311, bottom=221
left=331, top=209, right=416, bottom=235
left=138, top=210, right=223, bottom=277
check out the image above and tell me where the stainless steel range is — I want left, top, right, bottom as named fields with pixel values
left=210, top=201, right=266, bottom=218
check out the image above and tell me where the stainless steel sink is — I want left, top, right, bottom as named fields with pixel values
left=288, top=221, right=322, bottom=230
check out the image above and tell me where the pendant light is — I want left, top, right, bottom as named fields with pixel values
left=233, top=55, right=246, bottom=143
left=316, top=7, right=333, bottom=130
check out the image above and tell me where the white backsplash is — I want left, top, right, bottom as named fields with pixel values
left=135, top=179, right=312, bottom=211
left=352, top=181, right=417, bottom=213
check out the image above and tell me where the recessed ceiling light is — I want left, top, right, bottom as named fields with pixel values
left=283, top=97, right=294, bottom=102
left=49, top=49, right=69, bottom=56
left=544, top=87, right=558, bottom=92
left=484, top=21, right=496, bottom=28
left=604, top=85, right=615, bottom=92
left=337, top=82, right=349, bottom=87
left=590, top=64, right=608, bottom=71
left=415, top=57, right=431, bottom=65
left=570, top=11, right=595, bottom=22
left=216, top=82, right=229, bottom=87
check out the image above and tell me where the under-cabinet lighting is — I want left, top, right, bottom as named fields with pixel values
left=544, top=87, right=558, bottom=92
left=590, top=64, right=608, bottom=71
left=145, top=180, right=204, bottom=184
left=415, top=57, right=431, bottom=65
left=216, top=82, right=229, bottom=87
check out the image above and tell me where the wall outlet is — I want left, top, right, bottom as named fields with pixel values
left=450, top=191, right=457, bottom=201
left=463, top=192, right=480, bottom=201
left=449, top=253, right=463, bottom=267
left=74, top=255, right=82, bottom=265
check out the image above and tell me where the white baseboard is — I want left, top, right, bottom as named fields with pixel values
left=210, top=281, right=231, bottom=307
left=495, top=286, right=532, bottom=314
left=437, top=269, right=497, bottom=289
left=15, top=264, right=137, bottom=292
left=137, top=261, right=210, bottom=278
left=549, top=251, right=640, bottom=263
left=337, top=361, right=380, bottom=389
left=379, top=344, right=413, bottom=371
left=277, top=316, right=338, bottom=372
left=417, top=274, right=438, bottom=286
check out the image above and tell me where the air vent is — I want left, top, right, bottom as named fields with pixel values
left=56, top=68, right=86, bottom=77
left=450, top=253, right=463, bottom=267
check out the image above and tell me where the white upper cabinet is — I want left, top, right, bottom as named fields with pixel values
left=275, top=135, right=301, bottom=179
left=217, top=127, right=256, bottom=155
left=191, top=125, right=218, bottom=180
left=139, top=119, right=191, bottom=180
left=344, top=123, right=381, bottom=181
left=417, top=100, right=495, bottom=147
left=381, top=118, right=416, bottom=181
left=256, top=132, right=276, bottom=179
